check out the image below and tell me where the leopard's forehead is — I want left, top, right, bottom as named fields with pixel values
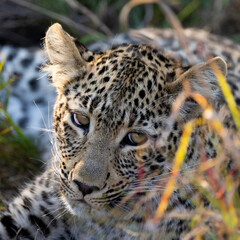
left=61, top=44, right=176, bottom=130
left=93, top=44, right=177, bottom=76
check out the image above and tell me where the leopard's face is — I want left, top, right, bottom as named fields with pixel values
left=45, top=24, right=227, bottom=217
left=53, top=45, right=181, bottom=214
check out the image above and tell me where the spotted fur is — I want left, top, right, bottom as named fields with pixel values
left=0, top=23, right=239, bottom=239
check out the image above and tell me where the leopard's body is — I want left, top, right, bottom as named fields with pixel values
left=0, top=24, right=240, bottom=239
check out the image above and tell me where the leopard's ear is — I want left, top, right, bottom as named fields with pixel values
left=45, top=23, right=83, bottom=66
left=44, top=23, right=93, bottom=90
left=165, top=57, right=227, bottom=120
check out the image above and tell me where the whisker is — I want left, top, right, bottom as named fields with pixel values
left=28, top=127, right=54, bottom=133
left=33, top=100, right=54, bottom=144
left=113, top=202, right=131, bottom=214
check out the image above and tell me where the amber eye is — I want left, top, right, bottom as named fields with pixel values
left=121, top=132, right=148, bottom=147
left=71, top=113, right=90, bottom=129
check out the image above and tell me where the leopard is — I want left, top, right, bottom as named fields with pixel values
left=0, top=23, right=240, bottom=240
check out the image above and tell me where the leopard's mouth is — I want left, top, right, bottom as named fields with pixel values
left=60, top=177, right=105, bottom=206
left=60, top=176, right=135, bottom=212
left=60, top=178, right=92, bottom=212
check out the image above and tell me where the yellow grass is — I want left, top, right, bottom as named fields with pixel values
left=153, top=118, right=204, bottom=222
left=211, top=62, right=240, bottom=134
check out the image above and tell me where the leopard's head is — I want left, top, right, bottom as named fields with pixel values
left=44, top=23, right=227, bottom=218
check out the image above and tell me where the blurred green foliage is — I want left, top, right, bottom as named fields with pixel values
left=47, top=0, right=226, bottom=24
left=29, top=0, right=236, bottom=43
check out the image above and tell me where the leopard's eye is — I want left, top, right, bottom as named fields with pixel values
left=71, top=113, right=90, bottom=129
left=129, top=132, right=148, bottom=145
left=121, top=132, right=148, bottom=147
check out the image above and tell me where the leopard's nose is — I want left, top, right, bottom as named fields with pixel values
left=73, top=180, right=100, bottom=196
left=72, top=158, right=108, bottom=189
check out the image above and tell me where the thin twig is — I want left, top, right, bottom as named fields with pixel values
left=142, top=4, right=154, bottom=26
left=120, top=0, right=154, bottom=29
left=65, top=0, right=113, bottom=36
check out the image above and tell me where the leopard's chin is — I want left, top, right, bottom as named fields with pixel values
left=62, top=194, right=92, bottom=216
left=62, top=194, right=115, bottom=223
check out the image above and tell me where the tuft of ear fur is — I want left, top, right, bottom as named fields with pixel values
left=43, top=23, right=92, bottom=90
left=45, top=23, right=83, bottom=66
left=165, top=57, right=227, bottom=120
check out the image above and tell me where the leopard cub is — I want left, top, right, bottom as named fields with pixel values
left=1, top=23, right=237, bottom=240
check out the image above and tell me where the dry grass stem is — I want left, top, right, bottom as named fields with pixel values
left=120, top=0, right=193, bottom=61
left=210, top=61, right=240, bottom=133
left=182, top=226, right=208, bottom=240
left=153, top=119, right=199, bottom=222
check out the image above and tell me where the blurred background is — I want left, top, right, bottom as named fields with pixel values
left=1, top=0, right=240, bottom=48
